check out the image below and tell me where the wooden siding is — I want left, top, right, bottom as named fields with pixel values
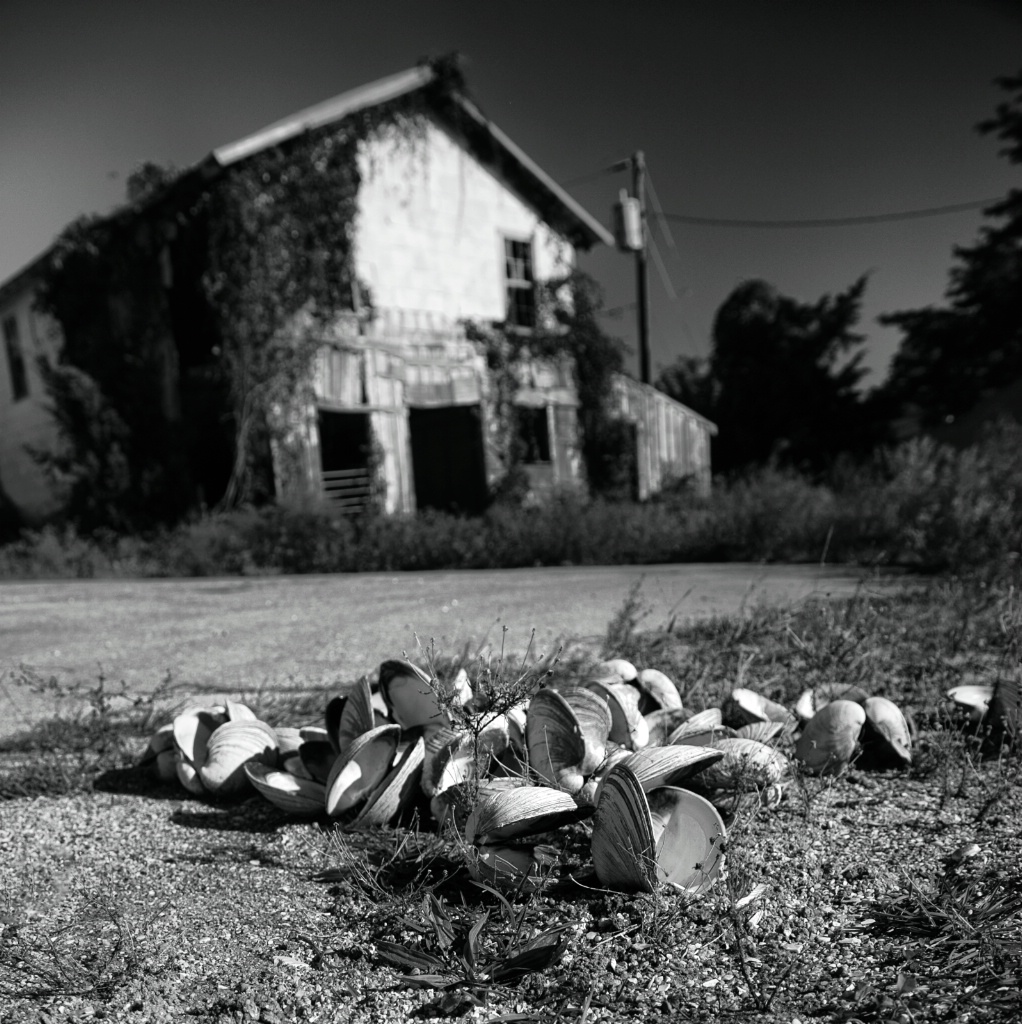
left=612, top=375, right=716, bottom=498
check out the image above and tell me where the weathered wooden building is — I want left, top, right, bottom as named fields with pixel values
left=0, top=60, right=715, bottom=524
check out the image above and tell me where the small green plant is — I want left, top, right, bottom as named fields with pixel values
left=375, top=884, right=568, bottom=1012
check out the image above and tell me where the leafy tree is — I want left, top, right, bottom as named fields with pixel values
left=660, top=277, right=874, bottom=475
left=880, top=69, right=1022, bottom=426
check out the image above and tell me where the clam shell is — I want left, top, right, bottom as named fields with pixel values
left=526, top=688, right=586, bottom=794
left=224, top=698, right=257, bottom=722
left=351, top=735, right=425, bottom=828
left=585, top=681, right=648, bottom=750
left=199, top=720, right=279, bottom=797
left=619, top=745, right=725, bottom=793
left=635, top=668, right=683, bottom=713
left=421, top=726, right=475, bottom=797
left=668, top=708, right=727, bottom=747
left=173, top=707, right=224, bottom=767
left=644, top=707, right=692, bottom=746
left=724, top=688, right=795, bottom=728
left=794, top=699, right=865, bottom=775
left=298, top=739, right=337, bottom=785
left=860, top=696, right=912, bottom=768
left=947, top=683, right=994, bottom=725
left=795, top=684, right=869, bottom=722
left=326, top=675, right=377, bottom=755
left=142, top=723, right=175, bottom=762
left=647, top=787, right=726, bottom=894
left=989, top=674, right=1020, bottom=738
left=735, top=720, right=786, bottom=744
left=558, top=686, right=613, bottom=775
left=154, top=748, right=178, bottom=782
left=591, top=763, right=657, bottom=893
left=274, top=726, right=304, bottom=761
left=602, top=658, right=638, bottom=682
left=175, top=752, right=207, bottom=796
left=325, top=723, right=401, bottom=817
left=379, top=659, right=449, bottom=729
left=467, top=843, right=558, bottom=892
left=698, top=737, right=788, bottom=790
left=466, top=785, right=581, bottom=844
left=244, top=762, right=325, bottom=816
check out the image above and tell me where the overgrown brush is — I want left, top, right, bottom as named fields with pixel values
left=3, top=422, right=1021, bottom=579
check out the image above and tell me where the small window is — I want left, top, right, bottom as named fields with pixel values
left=504, top=238, right=536, bottom=329
left=3, top=315, right=28, bottom=402
left=517, top=406, right=550, bottom=464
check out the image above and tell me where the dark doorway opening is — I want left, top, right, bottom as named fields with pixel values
left=318, top=410, right=372, bottom=512
left=409, top=404, right=488, bottom=515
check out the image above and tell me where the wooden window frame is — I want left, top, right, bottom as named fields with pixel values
left=3, top=314, right=28, bottom=402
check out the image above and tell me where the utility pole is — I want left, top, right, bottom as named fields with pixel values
left=612, top=150, right=653, bottom=383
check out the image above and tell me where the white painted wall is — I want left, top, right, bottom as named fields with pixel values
left=0, top=280, right=63, bottom=521
left=354, top=116, right=575, bottom=321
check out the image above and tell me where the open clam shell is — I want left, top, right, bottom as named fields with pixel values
left=351, top=735, right=425, bottom=828
left=326, top=676, right=377, bottom=755
left=859, top=696, right=912, bottom=768
left=591, top=764, right=726, bottom=895
left=245, top=762, right=325, bottom=816
left=325, top=723, right=401, bottom=817
left=644, top=707, right=692, bottom=746
left=735, top=720, right=786, bottom=744
left=467, top=843, right=559, bottom=893
left=620, top=745, right=725, bottom=792
left=635, top=668, right=683, bottom=714
left=795, top=684, right=869, bottom=723
left=794, top=699, right=865, bottom=775
left=668, top=708, right=727, bottom=747
left=199, top=719, right=279, bottom=797
left=175, top=751, right=207, bottom=796
left=648, top=787, right=726, bottom=894
left=557, top=686, right=613, bottom=775
left=602, top=658, right=638, bottom=683
left=989, top=673, right=1020, bottom=739
left=173, top=707, right=226, bottom=768
left=421, top=726, right=475, bottom=798
left=697, top=737, right=788, bottom=791
left=585, top=680, right=648, bottom=751
left=466, top=785, right=582, bottom=845
left=379, top=659, right=452, bottom=729
left=947, top=683, right=994, bottom=726
left=525, top=688, right=588, bottom=795
left=724, top=688, right=795, bottom=728
left=591, top=764, right=658, bottom=893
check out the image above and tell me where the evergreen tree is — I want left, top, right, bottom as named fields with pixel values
left=880, top=69, right=1022, bottom=426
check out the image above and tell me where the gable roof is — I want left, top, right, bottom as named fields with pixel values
left=0, top=60, right=613, bottom=302
left=209, top=61, right=614, bottom=250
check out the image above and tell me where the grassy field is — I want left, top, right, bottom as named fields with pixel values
left=1, top=570, right=1020, bottom=1023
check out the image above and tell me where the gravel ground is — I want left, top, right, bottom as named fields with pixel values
left=2, top=745, right=1019, bottom=1024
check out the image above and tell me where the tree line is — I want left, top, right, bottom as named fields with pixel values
left=656, top=68, right=1022, bottom=477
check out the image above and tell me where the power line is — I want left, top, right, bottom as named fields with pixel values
left=658, top=197, right=1001, bottom=229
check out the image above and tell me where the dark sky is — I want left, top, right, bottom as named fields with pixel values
left=2, top=0, right=1021, bottom=385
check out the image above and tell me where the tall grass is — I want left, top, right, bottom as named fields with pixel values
left=2, top=421, right=1020, bottom=579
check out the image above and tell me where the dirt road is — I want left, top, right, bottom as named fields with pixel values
left=0, top=563, right=903, bottom=739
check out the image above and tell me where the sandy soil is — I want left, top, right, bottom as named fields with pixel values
left=0, top=563, right=904, bottom=739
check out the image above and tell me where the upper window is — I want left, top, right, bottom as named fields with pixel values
left=504, top=238, right=536, bottom=330
left=3, top=315, right=28, bottom=402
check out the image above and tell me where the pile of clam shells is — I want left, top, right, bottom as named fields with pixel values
left=142, top=657, right=919, bottom=896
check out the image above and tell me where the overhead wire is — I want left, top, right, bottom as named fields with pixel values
left=656, top=197, right=1001, bottom=229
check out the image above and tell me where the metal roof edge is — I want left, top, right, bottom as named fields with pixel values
left=451, top=93, right=615, bottom=249
left=614, top=372, right=719, bottom=434
left=213, top=65, right=436, bottom=167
